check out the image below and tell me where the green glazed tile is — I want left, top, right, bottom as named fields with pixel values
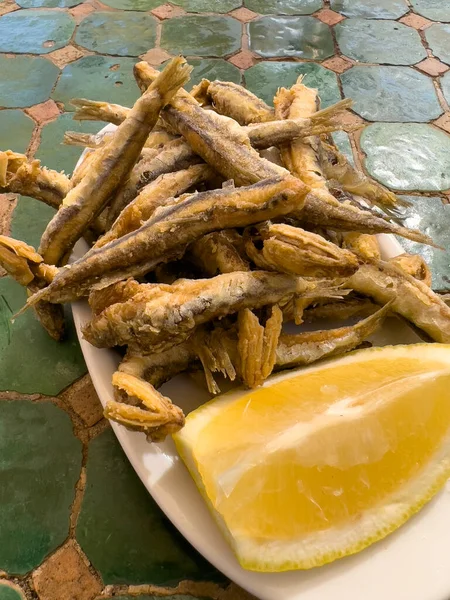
left=0, top=276, right=86, bottom=395
left=52, top=56, right=139, bottom=112
left=172, top=0, right=241, bottom=12
left=341, top=66, right=442, bottom=122
left=361, top=123, right=450, bottom=191
left=0, top=110, right=34, bottom=154
left=0, top=10, right=75, bottom=55
left=394, top=195, right=450, bottom=292
left=16, top=0, right=81, bottom=7
left=330, top=0, right=408, bottom=19
left=37, top=113, right=103, bottom=176
left=182, top=58, right=241, bottom=90
left=161, top=16, right=241, bottom=57
left=11, top=196, right=56, bottom=250
left=410, top=0, right=450, bottom=22
left=0, top=583, right=25, bottom=600
left=336, top=19, right=426, bottom=65
left=425, top=24, right=450, bottom=66
left=77, top=428, right=226, bottom=585
left=245, top=61, right=341, bottom=107
left=244, top=0, right=322, bottom=14
left=331, top=130, right=355, bottom=166
left=0, top=400, right=81, bottom=574
left=100, top=0, right=161, bottom=8
left=0, top=56, right=59, bottom=109
left=249, top=16, right=334, bottom=60
left=75, top=12, right=157, bottom=57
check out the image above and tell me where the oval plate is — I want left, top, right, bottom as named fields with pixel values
left=71, top=127, right=450, bottom=600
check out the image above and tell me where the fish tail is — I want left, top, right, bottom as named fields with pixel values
left=310, top=98, right=353, bottom=127
left=147, top=56, right=193, bottom=104
left=63, top=131, right=97, bottom=148
left=71, top=98, right=108, bottom=121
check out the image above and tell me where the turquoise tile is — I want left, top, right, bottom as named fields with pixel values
left=0, top=10, right=75, bottom=55
left=410, top=0, right=450, bottom=22
left=425, top=24, right=450, bottom=66
left=361, top=123, right=450, bottom=191
left=100, top=0, right=161, bottom=8
left=16, top=0, right=81, bottom=7
left=36, top=113, right=104, bottom=176
left=182, top=58, right=241, bottom=90
left=161, top=16, right=241, bottom=57
left=341, top=66, right=442, bottom=122
left=249, top=16, right=334, bottom=60
left=394, top=195, right=450, bottom=292
left=11, top=196, right=56, bottom=250
left=244, top=0, right=322, bottom=14
left=52, top=56, right=139, bottom=112
left=245, top=61, right=341, bottom=107
left=0, top=56, right=59, bottom=109
left=0, top=583, right=25, bottom=600
left=77, top=428, right=226, bottom=585
left=0, top=110, right=34, bottom=154
left=75, top=12, right=157, bottom=57
left=172, top=0, right=241, bottom=11
left=330, top=0, right=408, bottom=19
left=331, top=130, right=355, bottom=166
left=336, top=19, right=426, bottom=65
left=0, top=400, right=81, bottom=574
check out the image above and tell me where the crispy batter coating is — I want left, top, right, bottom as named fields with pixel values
left=189, top=230, right=250, bottom=276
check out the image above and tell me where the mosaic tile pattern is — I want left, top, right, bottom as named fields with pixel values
left=1, top=0, right=450, bottom=597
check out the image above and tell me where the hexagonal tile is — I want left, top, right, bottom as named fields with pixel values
left=330, top=0, right=408, bottom=18
left=335, top=19, right=426, bottom=65
left=100, top=0, right=161, bottom=9
left=244, top=61, right=341, bottom=107
left=171, top=0, right=241, bottom=11
left=410, top=0, right=450, bottom=23
left=75, top=12, right=157, bottom=57
left=248, top=16, right=334, bottom=60
left=394, top=195, right=450, bottom=292
left=0, top=110, right=34, bottom=154
left=184, top=58, right=241, bottom=89
left=0, top=10, right=75, bottom=54
left=0, top=400, right=81, bottom=573
left=244, top=0, right=322, bottom=14
left=425, top=24, right=450, bottom=66
left=361, top=123, right=450, bottom=191
left=0, top=271, right=86, bottom=395
left=16, top=0, right=81, bottom=7
left=161, top=15, right=241, bottom=57
left=332, top=130, right=355, bottom=166
left=341, top=66, right=442, bottom=122
left=76, top=428, right=225, bottom=585
left=0, top=55, right=59, bottom=109
left=36, top=113, right=103, bottom=176
left=52, top=56, right=140, bottom=112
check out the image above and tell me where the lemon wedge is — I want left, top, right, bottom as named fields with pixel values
left=174, top=344, right=450, bottom=572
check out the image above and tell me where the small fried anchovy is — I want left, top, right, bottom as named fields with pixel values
left=88, top=279, right=142, bottom=316
left=39, top=57, right=192, bottom=266
left=275, top=301, right=392, bottom=369
left=389, top=253, right=432, bottom=287
left=297, top=194, right=437, bottom=247
left=342, top=232, right=381, bottom=260
left=105, top=371, right=185, bottom=442
left=64, top=128, right=177, bottom=150
left=192, top=79, right=275, bottom=125
left=189, top=229, right=250, bottom=276
left=82, top=271, right=315, bottom=352
left=28, top=176, right=308, bottom=304
left=106, top=138, right=201, bottom=226
left=237, top=305, right=283, bottom=388
left=300, top=297, right=378, bottom=323
left=244, top=222, right=359, bottom=277
left=133, top=62, right=289, bottom=185
left=0, top=151, right=71, bottom=209
left=97, top=164, right=213, bottom=248
left=348, top=259, right=450, bottom=342
left=318, top=139, right=404, bottom=210
left=71, top=98, right=129, bottom=125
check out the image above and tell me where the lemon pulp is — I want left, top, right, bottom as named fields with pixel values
left=174, top=345, right=450, bottom=571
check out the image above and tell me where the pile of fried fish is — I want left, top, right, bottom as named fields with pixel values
left=1, top=56, right=449, bottom=442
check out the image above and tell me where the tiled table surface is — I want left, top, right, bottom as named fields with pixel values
left=1, top=0, right=450, bottom=598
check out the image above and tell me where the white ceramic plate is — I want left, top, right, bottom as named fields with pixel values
left=71, top=129, right=450, bottom=600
